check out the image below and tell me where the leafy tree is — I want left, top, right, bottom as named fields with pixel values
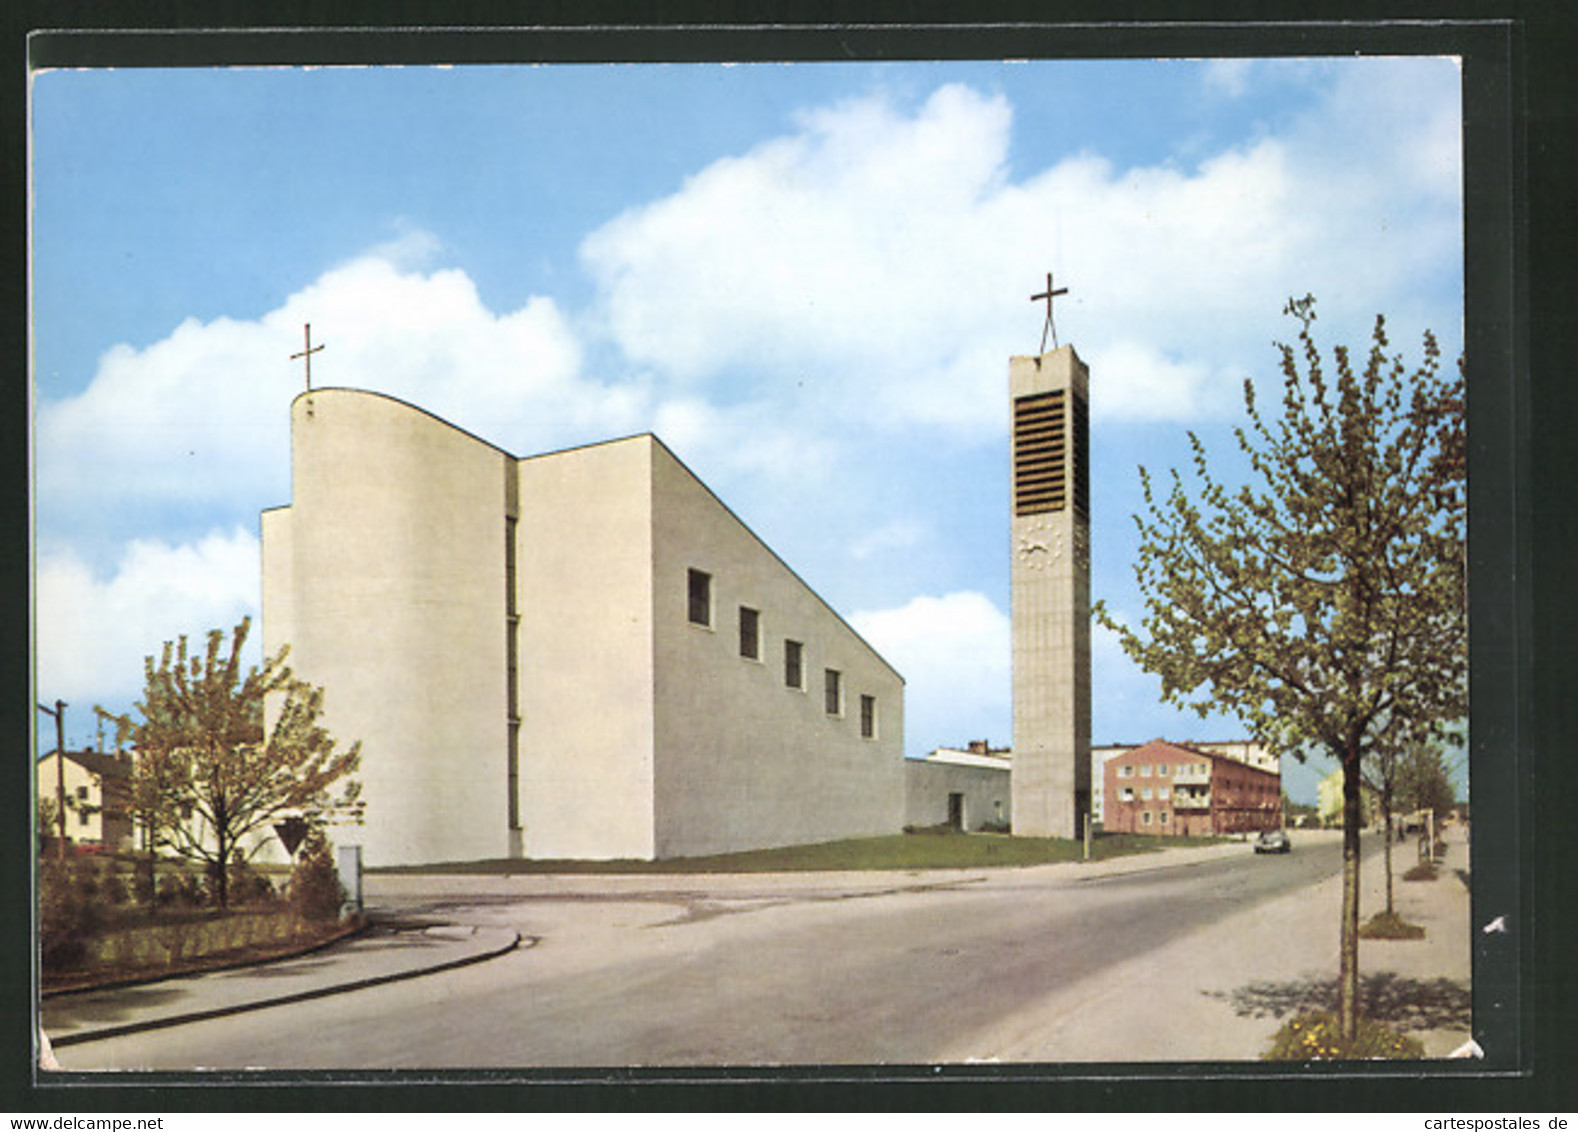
left=103, top=617, right=363, bottom=909
left=1364, top=735, right=1451, bottom=916
left=1096, top=297, right=1465, bottom=1043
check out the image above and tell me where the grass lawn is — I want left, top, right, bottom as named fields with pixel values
left=370, top=829, right=1232, bottom=875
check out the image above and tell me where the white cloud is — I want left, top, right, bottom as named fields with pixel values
left=578, top=68, right=1460, bottom=435
left=1202, top=59, right=1254, bottom=97
left=35, top=248, right=594, bottom=542
left=851, top=590, right=1010, bottom=755
left=35, top=528, right=262, bottom=713
left=850, top=518, right=928, bottom=562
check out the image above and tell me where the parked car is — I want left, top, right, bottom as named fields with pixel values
left=1254, top=829, right=1292, bottom=854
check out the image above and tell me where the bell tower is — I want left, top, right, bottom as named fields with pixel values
left=1009, top=343, right=1092, bottom=839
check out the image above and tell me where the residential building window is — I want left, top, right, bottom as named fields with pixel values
left=1159, top=788, right=1170, bottom=800
left=688, top=568, right=712, bottom=627
left=739, top=606, right=761, bottom=660
left=1142, top=811, right=1153, bottom=826
left=1141, top=787, right=1153, bottom=801
left=860, top=694, right=878, bottom=739
left=1119, top=765, right=1134, bottom=778
left=1120, top=787, right=1135, bottom=802
left=824, top=668, right=843, bottom=716
left=784, top=640, right=804, bottom=689
left=1140, top=765, right=1152, bottom=777
left=1159, top=811, right=1170, bottom=826
left=79, top=810, right=90, bottom=828
left=1158, top=764, right=1169, bottom=776
left=75, top=786, right=88, bottom=801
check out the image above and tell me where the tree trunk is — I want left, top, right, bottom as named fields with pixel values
left=1381, top=786, right=1395, bottom=916
left=1339, top=749, right=1364, bottom=1044
left=214, top=823, right=230, bottom=910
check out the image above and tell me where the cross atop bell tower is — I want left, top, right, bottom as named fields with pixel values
left=1030, top=272, right=1069, bottom=354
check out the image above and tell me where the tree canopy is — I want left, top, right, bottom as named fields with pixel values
left=1097, top=297, right=1466, bottom=1041
left=105, top=617, right=363, bottom=908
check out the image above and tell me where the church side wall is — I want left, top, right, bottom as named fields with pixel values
left=275, top=390, right=512, bottom=867
left=649, top=443, right=905, bottom=859
left=515, top=438, right=656, bottom=860
left=903, top=761, right=1011, bottom=832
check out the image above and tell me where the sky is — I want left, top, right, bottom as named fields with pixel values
left=29, top=56, right=1466, bottom=804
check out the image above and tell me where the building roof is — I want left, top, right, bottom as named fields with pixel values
left=40, top=748, right=131, bottom=780
left=1114, top=737, right=1281, bottom=779
left=923, top=746, right=1012, bottom=771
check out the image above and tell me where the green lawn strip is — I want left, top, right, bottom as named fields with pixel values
left=370, top=831, right=1232, bottom=876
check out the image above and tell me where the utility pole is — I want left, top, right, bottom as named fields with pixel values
left=37, top=700, right=66, bottom=861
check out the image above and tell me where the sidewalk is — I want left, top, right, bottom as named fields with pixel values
left=41, top=920, right=521, bottom=1049
left=943, top=826, right=1473, bottom=1062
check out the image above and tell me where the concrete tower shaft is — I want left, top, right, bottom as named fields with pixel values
left=1009, top=346, right=1092, bottom=840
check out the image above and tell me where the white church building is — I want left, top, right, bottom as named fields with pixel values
left=262, top=388, right=905, bottom=867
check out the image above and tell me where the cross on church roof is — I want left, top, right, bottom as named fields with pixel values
left=291, top=323, right=326, bottom=392
left=1030, top=272, right=1069, bottom=353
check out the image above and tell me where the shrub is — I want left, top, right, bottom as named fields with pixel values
left=289, top=832, right=345, bottom=922
left=1403, top=862, right=1438, bottom=882
left=1360, top=911, right=1426, bottom=940
left=38, top=859, right=104, bottom=971
left=158, top=871, right=207, bottom=907
left=1263, top=1012, right=1425, bottom=1060
left=224, top=858, right=278, bottom=907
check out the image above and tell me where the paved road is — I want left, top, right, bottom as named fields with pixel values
left=55, top=835, right=1410, bottom=1071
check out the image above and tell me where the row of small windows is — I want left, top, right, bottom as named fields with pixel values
left=1120, top=786, right=1173, bottom=802
left=689, top=568, right=879, bottom=739
left=1119, top=763, right=1174, bottom=778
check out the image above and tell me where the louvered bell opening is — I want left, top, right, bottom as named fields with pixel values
left=1013, top=389, right=1089, bottom=520
left=1014, top=391, right=1066, bottom=516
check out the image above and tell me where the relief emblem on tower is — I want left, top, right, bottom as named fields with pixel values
left=1016, top=522, right=1064, bottom=570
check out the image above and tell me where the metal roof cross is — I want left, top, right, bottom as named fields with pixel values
left=1030, top=272, right=1069, bottom=353
left=291, top=323, right=326, bottom=392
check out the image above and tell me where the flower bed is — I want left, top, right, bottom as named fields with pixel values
left=1262, top=1012, right=1425, bottom=1060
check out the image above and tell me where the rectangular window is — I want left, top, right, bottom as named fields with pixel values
left=824, top=668, right=843, bottom=716
left=1140, top=765, right=1152, bottom=777
left=860, top=694, right=878, bottom=739
left=1159, top=811, right=1170, bottom=826
left=1120, top=787, right=1135, bottom=802
left=1158, top=764, right=1169, bottom=777
left=688, top=569, right=712, bottom=627
left=1142, top=811, right=1153, bottom=826
left=784, top=640, right=804, bottom=689
left=1141, top=787, right=1153, bottom=801
left=1119, top=765, right=1133, bottom=778
left=76, top=785, right=89, bottom=800
left=1159, top=788, right=1170, bottom=800
left=738, top=606, right=761, bottom=660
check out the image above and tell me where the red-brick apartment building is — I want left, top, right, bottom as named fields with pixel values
left=1103, top=738, right=1282, bottom=836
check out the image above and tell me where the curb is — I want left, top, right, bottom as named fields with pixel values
left=41, top=917, right=370, bottom=1000
left=49, top=927, right=526, bottom=1049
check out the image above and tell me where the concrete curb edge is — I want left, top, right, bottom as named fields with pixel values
left=49, top=928, right=526, bottom=1049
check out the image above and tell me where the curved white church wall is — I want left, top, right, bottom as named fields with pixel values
left=263, top=390, right=512, bottom=866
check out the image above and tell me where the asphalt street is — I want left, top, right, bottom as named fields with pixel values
left=50, top=830, right=1469, bottom=1072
